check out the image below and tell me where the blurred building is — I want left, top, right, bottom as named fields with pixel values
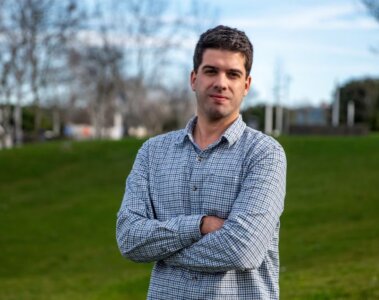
left=291, top=106, right=328, bottom=126
left=64, top=111, right=124, bottom=140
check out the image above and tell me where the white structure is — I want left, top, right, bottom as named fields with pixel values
left=0, top=108, right=14, bottom=150
left=265, top=105, right=273, bottom=135
left=332, top=86, right=340, bottom=127
left=13, top=106, right=23, bottom=146
left=274, top=105, right=283, bottom=136
left=347, top=101, right=355, bottom=127
left=128, top=126, right=148, bottom=138
left=65, top=110, right=124, bottom=141
left=108, top=112, right=124, bottom=140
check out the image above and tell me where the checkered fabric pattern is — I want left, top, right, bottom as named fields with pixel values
left=116, top=115, right=287, bottom=300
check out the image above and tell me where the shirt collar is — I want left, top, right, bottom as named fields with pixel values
left=222, top=115, right=246, bottom=146
left=176, top=115, right=246, bottom=147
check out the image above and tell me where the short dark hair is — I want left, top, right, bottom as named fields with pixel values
left=193, top=25, right=253, bottom=77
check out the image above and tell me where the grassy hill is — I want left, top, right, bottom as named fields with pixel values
left=0, top=135, right=378, bottom=299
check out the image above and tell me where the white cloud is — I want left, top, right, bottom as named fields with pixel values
left=223, top=3, right=379, bottom=31
left=258, top=38, right=374, bottom=59
left=76, top=29, right=194, bottom=49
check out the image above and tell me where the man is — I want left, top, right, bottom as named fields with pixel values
left=116, top=25, right=286, bottom=299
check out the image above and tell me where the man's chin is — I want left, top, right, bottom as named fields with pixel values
left=204, top=109, right=232, bottom=121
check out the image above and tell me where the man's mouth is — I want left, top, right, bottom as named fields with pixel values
left=209, top=94, right=228, bottom=103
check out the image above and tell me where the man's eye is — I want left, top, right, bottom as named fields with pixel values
left=228, top=72, right=240, bottom=78
left=205, top=69, right=216, bottom=74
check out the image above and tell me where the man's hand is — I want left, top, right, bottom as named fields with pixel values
left=200, top=216, right=225, bottom=235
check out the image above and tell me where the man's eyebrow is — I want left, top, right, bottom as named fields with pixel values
left=202, top=65, right=218, bottom=70
left=201, top=65, right=244, bottom=75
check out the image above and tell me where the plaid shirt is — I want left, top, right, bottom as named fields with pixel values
left=116, top=116, right=287, bottom=299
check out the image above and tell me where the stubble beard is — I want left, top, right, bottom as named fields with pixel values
left=199, top=102, right=238, bottom=122
left=205, top=107, right=228, bottom=121
left=198, top=96, right=241, bottom=123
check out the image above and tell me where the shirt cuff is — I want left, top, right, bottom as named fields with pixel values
left=179, top=214, right=205, bottom=248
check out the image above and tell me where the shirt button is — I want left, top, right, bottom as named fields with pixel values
left=192, top=185, right=197, bottom=191
left=196, top=156, right=202, bottom=162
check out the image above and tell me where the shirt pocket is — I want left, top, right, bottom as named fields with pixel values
left=201, top=173, right=241, bottom=219
left=150, top=165, right=189, bottom=220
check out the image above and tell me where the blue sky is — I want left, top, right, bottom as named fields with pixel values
left=188, top=0, right=379, bottom=107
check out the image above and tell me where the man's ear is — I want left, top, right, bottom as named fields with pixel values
left=244, top=75, right=252, bottom=96
left=190, top=70, right=197, bottom=91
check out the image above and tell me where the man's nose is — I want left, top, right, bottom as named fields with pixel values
left=213, top=73, right=228, bottom=91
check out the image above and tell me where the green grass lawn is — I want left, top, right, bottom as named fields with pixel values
left=0, top=135, right=378, bottom=299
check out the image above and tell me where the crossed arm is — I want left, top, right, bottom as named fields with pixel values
left=116, top=141, right=207, bottom=262
left=116, top=140, right=286, bottom=272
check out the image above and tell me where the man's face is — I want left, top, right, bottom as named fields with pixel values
left=191, top=49, right=251, bottom=122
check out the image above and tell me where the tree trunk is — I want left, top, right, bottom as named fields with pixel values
left=53, top=108, right=60, bottom=137
left=14, top=104, right=23, bottom=146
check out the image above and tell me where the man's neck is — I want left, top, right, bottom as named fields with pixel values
left=193, top=115, right=238, bottom=150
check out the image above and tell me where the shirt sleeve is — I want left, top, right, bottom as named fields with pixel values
left=163, top=145, right=287, bottom=272
left=116, top=140, right=205, bottom=263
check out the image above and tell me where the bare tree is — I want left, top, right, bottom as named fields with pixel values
left=69, top=44, right=123, bottom=138
left=119, top=0, right=218, bottom=133
left=362, top=0, right=379, bottom=53
left=64, top=0, right=220, bottom=137
left=1, top=0, right=221, bottom=146
left=0, top=0, right=83, bottom=145
left=0, top=0, right=22, bottom=147
left=362, top=0, right=379, bottom=21
left=28, top=0, right=81, bottom=138
left=66, top=0, right=124, bottom=139
left=72, top=0, right=194, bottom=135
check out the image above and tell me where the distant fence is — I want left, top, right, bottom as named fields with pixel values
left=289, top=125, right=369, bottom=136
